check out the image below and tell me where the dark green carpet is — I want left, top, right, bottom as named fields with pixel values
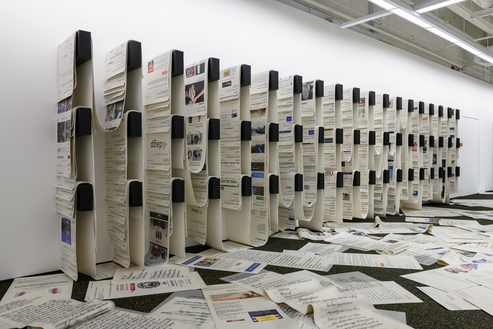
left=1, top=193, right=492, bottom=328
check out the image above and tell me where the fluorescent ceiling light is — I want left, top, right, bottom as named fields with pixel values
left=455, top=42, right=482, bottom=55
left=340, top=11, right=393, bottom=29
left=427, top=27, right=460, bottom=43
left=477, top=53, right=493, bottom=64
left=391, top=8, right=432, bottom=28
left=368, top=0, right=395, bottom=11
left=365, top=0, right=488, bottom=61
left=415, top=0, right=464, bottom=14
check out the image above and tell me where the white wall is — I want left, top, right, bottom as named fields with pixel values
left=454, top=117, right=479, bottom=196
left=0, top=0, right=492, bottom=281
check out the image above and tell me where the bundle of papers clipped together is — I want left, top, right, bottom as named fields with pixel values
left=2, top=198, right=493, bottom=328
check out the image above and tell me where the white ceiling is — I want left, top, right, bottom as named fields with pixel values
left=278, top=0, right=493, bottom=84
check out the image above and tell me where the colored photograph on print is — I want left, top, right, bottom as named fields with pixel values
left=195, top=257, right=221, bottom=268
left=187, top=132, right=203, bottom=145
left=251, top=162, right=265, bottom=172
left=145, top=211, right=169, bottom=265
left=252, top=126, right=265, bottom=136
left=58, top=99, right=66, bottom=114
left=251, top=144, right=265, bottom=153
left=185, top=80, right=205, bottom=105
left=251, top=108, right=266, bottom=118
left=61, top=218, right=71, bottom=245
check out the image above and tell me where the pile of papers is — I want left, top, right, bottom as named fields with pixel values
left=1, top=200, right=493, bottom=328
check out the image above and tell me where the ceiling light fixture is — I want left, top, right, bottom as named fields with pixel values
left=339, top=11, right=393, bottom=29
left=455, top=42, right=482, bottom=55
left=391, top=8, right=432, bottom=28
left=426, top=27, right=460, bottom=43
left=356, top=0, right=493, bottom=64
left=368, top=0, right=396, bottom=11
left=477, top=53, right=493, bottom=63
left=414, top=0, right=464, bottom=14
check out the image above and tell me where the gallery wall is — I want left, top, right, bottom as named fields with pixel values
left=0, top=0, right=492, bottom=281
